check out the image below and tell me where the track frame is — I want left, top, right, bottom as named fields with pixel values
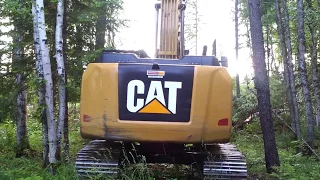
left=75, top=140, right=247, bottom=179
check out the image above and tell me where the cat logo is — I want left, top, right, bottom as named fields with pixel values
left=126, top=80, right=182, bottom=114
left=118, top=63, right=193, bottom=122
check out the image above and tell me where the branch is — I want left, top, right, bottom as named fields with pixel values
left=233, top=109, right=289, bottom=129
left=273, top=112, right=320, bottom=161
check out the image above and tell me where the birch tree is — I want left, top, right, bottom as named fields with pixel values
left=32, top=2, right=49, bottom=167
left=35, top=0, right=57, bottom=166
left=55, top=0, right=66, bottom=160
left=247, top=0, right=280, bottom=173
left=296, top=0, right=314, bottom=148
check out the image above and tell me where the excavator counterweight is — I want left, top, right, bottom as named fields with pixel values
left=75, top=0, right=247, bottom=179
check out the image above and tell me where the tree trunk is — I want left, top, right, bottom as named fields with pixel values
left=35, top=0, right=57, bottom=167
left=235, top=0, right=240, bottom=98
left=266, top=25, right=270, bottom=77
left=13, top=39, right=29, bottom=158
left=247, top=0, right=280, bottom=173
left=269, top=34, right=275, bottom=72
left=306, top=0, right=320, bottom=127
left=13, top=0, right=30, bottom=158
left=282, top=0, right=301, bottom=139
left=55, top=0, right=66, bottom=161
left=63, top=0, right=69, bottom=159
left=309, top=28, right=320, bottom=127
left=32, top=2, right=49, bottom=167
left=297, top=0, right=314, bottom=148
left=15, top=74, right=29, bottom=157
left=275, top=0, right=295, bottom=132
left=75, top=25, right=83, bottom=54
left=95, top=1, right=107, bottom=50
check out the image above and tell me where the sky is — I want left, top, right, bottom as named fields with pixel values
left=116, top=0, right=254, bottom=80
left=0, top=0, right=255, bottom=79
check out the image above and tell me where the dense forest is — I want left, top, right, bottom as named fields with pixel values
left=0, top=0, right=320, bottom=179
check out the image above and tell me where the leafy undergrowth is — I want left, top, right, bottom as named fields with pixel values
left=1, top=119, right=320, bottom=180
left=0, top=120, right=85, bottom=180
left=231, top=120, right=320, bottom=180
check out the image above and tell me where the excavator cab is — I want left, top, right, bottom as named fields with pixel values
left=76, top=0, right=246, bottom=179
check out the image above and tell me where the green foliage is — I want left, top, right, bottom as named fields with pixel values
left=0, top=118, right=187, bottom=180
left=0, top=121, right=16, bottom=151
left=232, top=71, right=287, bottom=125
left=0, top=94, right=14, bottom=123
left=232, top=75, right=257, bottom=121
left=63, top=0, right=126, bottom=103
left=243, top=120, right=262, bottom=134
left=0, top=115, right=83, bottom=180
left=269, top=71, right=286, bottom=109
left=232, top=123, right=320, bottom=180
left=0, top=0, right=128, bottom=111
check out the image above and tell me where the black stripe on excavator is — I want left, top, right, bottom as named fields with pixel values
left=118, top=64, right=194, bottom=122
left=95, top=51, right=222, bottom=66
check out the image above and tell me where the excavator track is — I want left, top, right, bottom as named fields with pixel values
left=75, top=141, right=247, bottom=179
left=202, top=143, right=247, bottom=179
left=75, top=140, right=121, bottom=179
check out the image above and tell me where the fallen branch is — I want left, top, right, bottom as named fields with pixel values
left=233, top=108, right=289, bottom=129
left=273, top=112, right=320, bottom=161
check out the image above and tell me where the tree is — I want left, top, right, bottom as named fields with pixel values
left=95, top=0, right=107, bottom=50
left=275, top=0, right=293, bottom=127
left=184, top=0, right=200, bottom=54
left=32, top=0, right=49, bottom=167
left=235, top=0, right=241, bottom=98
left=1, top=0, right=125, bottom=170
left=13, top=0, right=30, bottom=157
left=35, top=0, right=57, bottom=168
left=55, top=0, right=66, bottom=161
left=62, top=0, right=69, bottom=160
left=296, top=0, right=314, bottom=148
left=275, top=0, right=301, bottom=140
left=305, top=0, right=320, bottom=127
left=247, top=0, right=280, bottom=173
left=281, top=0, right=301, bottom=139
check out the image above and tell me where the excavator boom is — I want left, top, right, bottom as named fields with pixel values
left=155, top=0, right=186, bottom=59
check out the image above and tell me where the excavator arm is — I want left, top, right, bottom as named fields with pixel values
left=155, top=0, right=186, bottom=59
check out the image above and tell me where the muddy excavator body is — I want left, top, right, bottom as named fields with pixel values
left=75, top=0, right=247, bottom=179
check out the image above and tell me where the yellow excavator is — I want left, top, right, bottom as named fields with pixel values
left=75, top=0, right=247, bottom=179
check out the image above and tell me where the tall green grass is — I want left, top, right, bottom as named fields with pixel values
left=1, top=118, right=319, bottom=179
left=232, top=120, right=320, bottom=180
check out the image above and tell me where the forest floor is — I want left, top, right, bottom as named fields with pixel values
left=0, top=119, right=319, bottom=180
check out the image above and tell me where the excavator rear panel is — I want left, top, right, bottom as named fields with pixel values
left=80, top=55, right=232, bottom=144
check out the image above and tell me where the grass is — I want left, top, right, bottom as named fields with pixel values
left=232, top=120, right=320, bottom=180
left=0, top=120, right=84, bottom=180
left=0, top=119, right=319, bottom=179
